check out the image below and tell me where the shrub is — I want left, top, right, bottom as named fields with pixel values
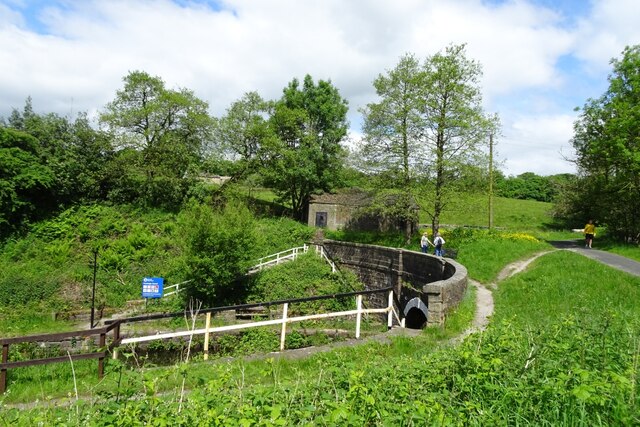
left=181, top=201, right=257, bottom=305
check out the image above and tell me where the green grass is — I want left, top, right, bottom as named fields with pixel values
left=456, top=233, right=551, bottom=283
left=421, top=192, right=554, bottom=230
left=4, top=244, right=640, bottom=424
left=494, top=250, right=640, bottom=326
left=591, top=233, right=640, bottom=262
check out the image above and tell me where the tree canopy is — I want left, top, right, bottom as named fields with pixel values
left=570, top=45, right=640, bottom=241
left=260, top=75, right=349, bottom=220
left=100, top=71, right=214, bottom=209
left=360, top=45, right=498, bottom=236
left=0, top=127, right=55, bottom=237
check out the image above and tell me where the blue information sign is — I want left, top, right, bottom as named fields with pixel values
left=142, top=277, right=164, bottom=298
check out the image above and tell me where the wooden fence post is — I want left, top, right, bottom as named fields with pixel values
left=98, top=332, right=106, bottom=378
left=280, top=303, right=288, bottom=351
left=112, top=322, right=121, bottom=360
left=355, top=295, right=363, bottom=339
left=204, top=312, right=211, bottom=360
left=1, top=343, right=8, bottom=394
left=387, top=291, right=393, bottom=329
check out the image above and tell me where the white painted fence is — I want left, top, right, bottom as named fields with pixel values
left=162, top=244, right=336, bottom=298
left=163, top=280, right=193, bottom=297
left=119, top=290, right=403, bottom=357
left=248, top=244, right=310, bottom=273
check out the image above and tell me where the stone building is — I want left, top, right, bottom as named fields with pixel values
left=307, top=190, right=371, bottom=230
left=308, top=189, right=418, bottom=232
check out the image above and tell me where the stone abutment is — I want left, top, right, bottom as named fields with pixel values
left=319, top=240, right=468, bottom=327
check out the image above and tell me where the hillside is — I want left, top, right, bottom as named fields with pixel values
left=0, top=203, right=316, bottom=335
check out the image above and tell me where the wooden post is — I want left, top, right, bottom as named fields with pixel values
left=387, top=291, right=393, bottom=329
left=203, top=312, right=211, bottom=360
left=280, top=303, right=288, bottom=351
left=1, top=343, right=8, bottom=394
left=98, top=332, right=106, bottom=378
left=355, top=295, right=363, bottom=339
left=112, top=322, right=121, bottom=360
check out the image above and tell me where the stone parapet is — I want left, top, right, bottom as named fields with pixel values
left=319, top=240, right=468, bottom=327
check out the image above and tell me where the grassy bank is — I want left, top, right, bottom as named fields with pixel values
left=3, top=244, right=639, bottom=424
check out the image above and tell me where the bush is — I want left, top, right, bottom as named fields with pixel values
left=181, top=201, right=257, bottom=305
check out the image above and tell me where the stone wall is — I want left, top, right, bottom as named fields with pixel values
left=319, top=240, right=468, bottom=327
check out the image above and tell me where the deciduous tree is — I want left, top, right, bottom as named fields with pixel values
left=0, top=127, right=54, bottom=237
left=100, top=71, right=214, bottom=209
left=571, top=45, right=640, bottom=241
left=262, top=75, right=349, bottom=220
left=421, top=44, right=498, bottom=233
left=361, top=46, right=497, bottom=237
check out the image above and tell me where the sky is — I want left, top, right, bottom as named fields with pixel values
left=1, top=0, right=639, bottom=176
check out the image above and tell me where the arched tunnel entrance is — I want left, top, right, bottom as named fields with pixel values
left=403, top=297, right=428, bottom=329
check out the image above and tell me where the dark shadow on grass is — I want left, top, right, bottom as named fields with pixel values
left=546, top=239, right=583, bottom=249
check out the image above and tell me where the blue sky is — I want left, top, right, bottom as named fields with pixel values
left=1, top=0, right=639, bottom=175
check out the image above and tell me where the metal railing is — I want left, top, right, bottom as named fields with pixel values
left=164, top=244, right=337, bottom=298
left=163, top=279, right=193, bottom=297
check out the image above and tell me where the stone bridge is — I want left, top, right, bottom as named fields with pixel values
left=319, top=240, right=468, bottom=328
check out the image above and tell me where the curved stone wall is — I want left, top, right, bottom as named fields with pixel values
left=319, top=240, right=468, bottom=327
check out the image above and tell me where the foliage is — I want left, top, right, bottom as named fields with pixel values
left=261, top=75, right=349, bottom=220
left=181, top=201, right=257, bottom=305
left=325, top=229, right=409, bottom=248
left=247, top=252, right=362, bottom=314
left=0, top=204, right=187, bottom=334
left=360, top=45, right=499, bottom=237
left=571, top=45, right=640, bottom=242
left=4, top=98, right=114, bottom=207
left=212, top=91, right=271, bottom=178
left=0, top=127, right=55, bottom=237
left=100, top=71, right=213, bottom=210
left=252, top=217, right=315, bottom=256
left=497, top=172, right=572, bottom=202
left=359, top=53, right=425, bottom=189
left=420, top=44, right=499, bottom=233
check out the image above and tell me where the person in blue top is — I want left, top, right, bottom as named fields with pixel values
left=434, top=232, right=446, bottom=257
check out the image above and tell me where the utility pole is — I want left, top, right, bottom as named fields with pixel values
left=488, top=133, right=494, bottom=229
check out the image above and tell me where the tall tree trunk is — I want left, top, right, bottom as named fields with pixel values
left=432, top=131, right=445, bottom=234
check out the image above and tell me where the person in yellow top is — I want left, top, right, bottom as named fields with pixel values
left=584, top=219, right=596, bottom=248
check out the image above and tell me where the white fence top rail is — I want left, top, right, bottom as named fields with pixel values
left=120, top=291, right=397, bottom=346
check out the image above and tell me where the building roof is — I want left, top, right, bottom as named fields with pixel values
left=309, top=189, right=372, bottom=206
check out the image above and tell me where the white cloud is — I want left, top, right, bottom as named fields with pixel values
left=499, top=113, right=577, bottom=176
left=0, top=0, right=636, bottom=175
left=574, top=0, right=640, bottom=70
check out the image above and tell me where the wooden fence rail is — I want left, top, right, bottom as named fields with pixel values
left=0, top=322, right=122, bottom=394
left=1, top=287, right=399, bottom=394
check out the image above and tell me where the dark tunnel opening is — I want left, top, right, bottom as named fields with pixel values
left=404, top=307, right=427, bottom=329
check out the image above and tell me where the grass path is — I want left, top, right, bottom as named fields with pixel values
left=466, top=245, right=640, bottom=341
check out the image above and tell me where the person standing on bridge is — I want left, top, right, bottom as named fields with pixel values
left=584, top=219, right=596, bottom=249
left=420, top=232, right=433, bottom=253
left=434, top=232, right=446, bottom=257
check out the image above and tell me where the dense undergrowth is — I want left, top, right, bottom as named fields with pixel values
left=0, top=203, right=315, bottom=335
